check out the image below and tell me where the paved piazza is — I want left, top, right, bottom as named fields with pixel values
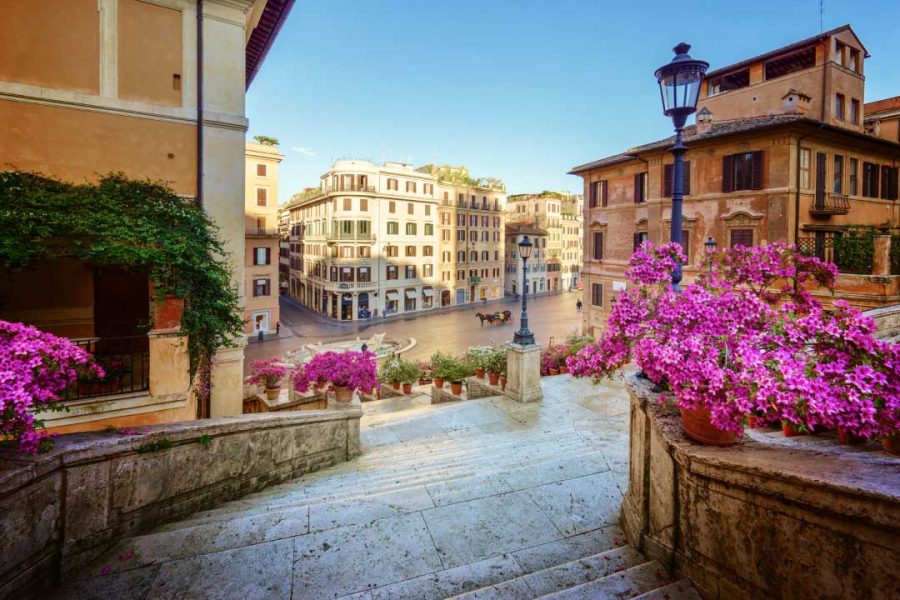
left=48, top=374, right=696, bottom=599
left=245, top=292, right=585, bottom=372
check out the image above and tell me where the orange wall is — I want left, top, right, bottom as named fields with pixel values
left=0, top=0, right=99, bottom=94
left=0, top=99, right=197, bottom=194
left=118, top=0, right=184, bottom=106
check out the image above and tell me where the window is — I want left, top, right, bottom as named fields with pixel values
left=423, top=264, right=433, bottom=277
left=425, top=205, right=431, bottom=216
left=764, top=46, right=815, bottom=80
left=730, top=229, right=754, bottom=248
left=256, top=188, right=267, bottom=207
left=423, top=245, right=433, bottom=256
left=833, top=155, right=843, bottom=194
left=663, top=162, right=692, bottom=196
left=360, top=198, right=368, bottom=211
left=481, top=251, right=489, bottom=261
left=253, top=247, right=271, bottom=265
left=406, top=222, right=417, bottom=235
left=799, top=148, right=811, bottom=189
left=708, top=68, right=749, bottom=94
left=386, top=265, right=398, bottom=280
left=358, top=246, right=371, bottom=258
left=407, top=202, right=414, bottom=215
left=849, top=49, right=861, bottom=73
left=387, top=221, right=399, bottom=235
left=722, top=151, right=764, bottom=192
left=340, top=266, right=353, bottom=281
left=835, top=94, right=845, bottom=121
left=835, top=41, right=847, bottom=66
left=389, top=201, right=396, bottom=213
left=340, top=220, right=353, bottom=236
left=387, top=178, right=398, bottom=191
left=470, top=251, right=477, bottom=262
left=633, top=231, right=648, bottom=251
left=406, top=181, right=417, bottom=193
left=405, top=246, right=416, bottom=257
left=424, top=223, right=434, bottom=236
left=592, top=232, right=604, bottom=260
left=256, top=164, right=266, bottom=177
left=339, top=246, right=353, bottom=258
left=457, top=270, right=465, bottom=281
left=862, top=162, right=879, bottom=198
left=358, top=220, right=370, bottom=236
left=457, top=230, right=465, bottom=241
left=633, top=172, right=648, bottom=203
left=849, top=158, right=858, bottom=195
left=253, top=278, right=270, bottom=297
left=424, top=183, right=433, bottom=195
left=681, top=230, right=690, bottom=260
left=343, top=198, right=351, bottom=211
left=385, top=245, right=398, bottom=258
left=882, top=166, right=899, bottom=200
left=850, top=99, right=860, bottom=124
left=589, top=180, right=608, bottom=208
left=357, top=267, right=370, bottom=282
left=405, top=265, right=416, bottom=279
left=457, top=251, right=465, bottom=262
left=591, top=283, right=603, bottom=307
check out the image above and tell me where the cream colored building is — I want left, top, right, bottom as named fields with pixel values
left=285, top=161, right=505, bottom=320
left=244, top=141, right=283, bottom=336
left=506, top=192, right=583, bottom=291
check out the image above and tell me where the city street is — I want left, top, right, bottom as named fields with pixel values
left=245, top=291, right=586, bottom=371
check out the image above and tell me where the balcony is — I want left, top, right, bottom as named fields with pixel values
left=324, top=183, right=376, bottom=194
left=810, top=193, right=850, bottom=217
left=246, top=227, right=280, bottom=237
left=328, top=281, right=377, bottom=291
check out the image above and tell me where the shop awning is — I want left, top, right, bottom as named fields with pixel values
left=422, top=288, right=434, bottom=297
left=405, top=290, right=417, bottom=299
left=386, top=291, right=399, bottom=301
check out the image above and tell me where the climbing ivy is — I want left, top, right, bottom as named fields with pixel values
left=0, top=171, right=244, bottom=387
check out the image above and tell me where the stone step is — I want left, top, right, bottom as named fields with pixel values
left=631, top=579, right=702, bottom=600
left=536, top=561, right=673, bottom=599
left=448, top=546, right=645, bottom=600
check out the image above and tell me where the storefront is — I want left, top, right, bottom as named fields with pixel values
left=385, top=290, right=399, bottom=315
left=404, top=288, right=417, bottom=312
left=341, top=293, right=353, bottom=320
left=441, top=289, right=451, bottom=307
left=358, top=292, right=370, bottom=319
left=422, top=287, right=434, bottom=309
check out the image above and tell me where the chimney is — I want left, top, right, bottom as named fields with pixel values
left=780, top=88, right=812, bottom=115
left=696, top=107, right=713, bottom=134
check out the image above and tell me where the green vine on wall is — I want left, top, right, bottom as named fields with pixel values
left=0, top=171, right=244, bottom=391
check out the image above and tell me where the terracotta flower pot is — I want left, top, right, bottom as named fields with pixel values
left=500, top=377, right=507, bottom=390
left=488, top=373, right=500, bottom=385
left=402, top=383, right=412, bottom=394
left=837, top=427, right=865, bottom=445
left=782, top=421, right=805, bottom=437
left=549, top=368, right=560, bottom=376
left=559, top=366, right=569, bottom=374
left=434, top=378, right=444, bottom=389
left=265, top=386, right=280, bottom=401
left=747, top=415, right=763, bottom=429
left=882, top=435, right=900, bottom=456
left=333, top=385, right=353, bottom=403
left=391, top=381, right=400, bottom=390
left=475, top=368, right=485, bottom=379
left=450, top=381, right=463, bottom=395
left=680, top=407, right=738, bottom=446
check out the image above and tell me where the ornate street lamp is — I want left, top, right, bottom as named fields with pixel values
left=513, top=235, right=535, bottom=345
left=704, top=236, right=717, bottom=273
left=655, top=43, right=708, bottom=291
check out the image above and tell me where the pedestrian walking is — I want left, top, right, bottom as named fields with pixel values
left=576, top=299, right=583, bottom=312
left=276, top=321, right=280, bottom=335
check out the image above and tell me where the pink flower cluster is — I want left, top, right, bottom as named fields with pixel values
left=247, top=358, right=289, bottom=388
left=568, top=241, right=899, bottom=439
left=1, top=320, right=102, bottom=453
left=292, top=350, right=379, bottom=394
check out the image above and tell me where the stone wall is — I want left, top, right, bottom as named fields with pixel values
left=0, top=408, right=361, bottom=600
left=622, top=374, right=900, bottom=600
left=865, top=303, right=900, bottom=340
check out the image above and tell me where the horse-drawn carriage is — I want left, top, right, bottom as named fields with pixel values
left=476, top=310, right=514, bottom=327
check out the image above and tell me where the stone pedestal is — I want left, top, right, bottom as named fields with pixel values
left=147, top=329, right=190, bottom=397
left=503, top=342, right=543, bottom=403
left=210, top=343, right=246, bottom=417
left=873, top=234, right=891, bottom=277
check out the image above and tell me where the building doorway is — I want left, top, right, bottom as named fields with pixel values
left=456, top=289, right=466, bottom=305
left=358, top=293, right=370, bottom=319
left=441, top=290, right=451, bottom=307
left=341, top=293, right=353, bottom=320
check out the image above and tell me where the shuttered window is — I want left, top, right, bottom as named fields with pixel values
left=730, top=229, right=754, bottom=248
left=592, top=232, right=604, bottom=260
left=591, top=283, right=603, bottom=307
left=881, top=166, right=899, bottom=200
left=633, top=231, right=649, bottom=251
left=722, top=151, right=764, bottom=192
left=862, top=162, right=879, bottom=198
left=633, top=172, right=648, bottom=203
left=589, top=180, right=609, bottom=208
left=663, top=162, right=691, bottom=197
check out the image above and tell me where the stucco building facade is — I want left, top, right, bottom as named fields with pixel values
left=0, top=0, right=294, bottom=429
left=504, top=224, right=550, bottom=297
left=571, top=25, right=899, bottom=337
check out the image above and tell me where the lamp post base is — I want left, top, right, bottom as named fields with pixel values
left=503, top=342, right=543, bottom=404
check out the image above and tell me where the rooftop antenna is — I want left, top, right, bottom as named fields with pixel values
left=819, top=0, right=824, bottom=33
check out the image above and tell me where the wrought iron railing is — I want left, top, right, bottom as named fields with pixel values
left=66, top=335, right=150, bottom=401
left=810, top=193, right=850, bottom=216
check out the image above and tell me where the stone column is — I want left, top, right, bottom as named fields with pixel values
left=503, top=342, right=543, bottom=403
left=148, top=293, right=189, bottom=397
left=210, top=342, right=246, bottom=417
left=873, top=234, right=891, bottom=277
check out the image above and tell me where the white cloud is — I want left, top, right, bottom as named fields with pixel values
left=291, top=146, right=315, bottom=156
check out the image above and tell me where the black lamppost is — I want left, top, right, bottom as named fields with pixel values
left=655, top=43, right=708, bottom=291
left=513, top=236, right=535, bottom=345
left=704, top=236, right=717, bottom=273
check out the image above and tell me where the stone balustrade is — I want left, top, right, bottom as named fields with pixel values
left=622, top=374, right=900, bottom=599
left=0, top=408, right=361, bottom=600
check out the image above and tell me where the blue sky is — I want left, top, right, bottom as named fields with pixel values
left=246, top=0, right=900, bottom=204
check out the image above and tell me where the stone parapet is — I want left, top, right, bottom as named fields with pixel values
left=0, top=408, right=361, bottom=600
left=622, top=374, right=900, bottom=600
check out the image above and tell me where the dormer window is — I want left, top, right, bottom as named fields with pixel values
left=708, top=68, right=749, bottom=96
left=764, top=46, right=816, bottom=80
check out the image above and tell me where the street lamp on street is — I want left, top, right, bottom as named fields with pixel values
left=704, top=236, right=717, bottom=273
left=513, top=236, right=535, bottom=345
left=655, top=43, right=708, bottom=291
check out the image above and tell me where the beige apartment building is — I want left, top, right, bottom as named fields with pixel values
left=285, top=160, right=505, bottom=320
left=504, top=223, right=550, bottom=297
left=506, top=192, right=584, bottom=292
left=244, top=141, right=283, bottom=337
left=571, top=25, right=899, bottom=338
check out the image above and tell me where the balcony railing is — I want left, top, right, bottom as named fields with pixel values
left=247, top=227, right=280, bottom=236
left=65, top=336, right=150, bottom=401
left=330, top=281, right=377, bottom=291
left=325, top=183, right=376, bottom=193
left=810, top=193, right=850, bottom=217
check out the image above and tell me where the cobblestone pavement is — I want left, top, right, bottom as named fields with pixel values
left=51, top=375, right=699, bottom=599
left=245, top=291, right=586, bottom=373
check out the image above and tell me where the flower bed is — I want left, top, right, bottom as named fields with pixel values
left=568, top=242, right=900, bottom=449
left=293, top=350, right=379, bottom=400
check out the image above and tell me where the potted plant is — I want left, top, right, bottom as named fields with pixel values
left=444, top=356, right=474, bottom=396
left=430, top=351, right=451, bottom=388
left=418, top=361, right=432, bottom=386
left=541, top=347, right=560, bottom=376
left=567, top=241, right=899, bottom=448
left=395, top=359, right=421, bottom=395
left=378, top=354, right=402, bottom=390
left=555, top=343, right=570, bottom=374
left=77, top=356, right=129, bottom=396
left=248, top=358, right=289, bottom=400
left=467, top=347, right=491, bottom=379
left=485, top=348, right=506, bottom=386
left=293, top=350, right=378, bottom=403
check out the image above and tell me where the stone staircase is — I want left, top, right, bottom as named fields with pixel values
left=52, top=377, right=701, bottom=600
